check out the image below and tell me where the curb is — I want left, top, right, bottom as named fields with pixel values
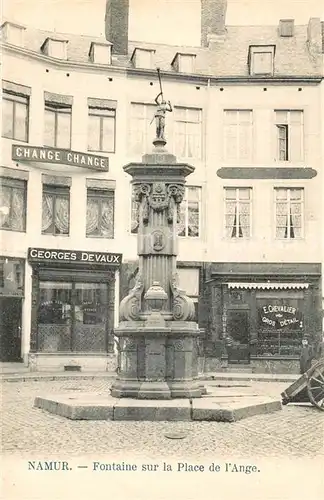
left=0, top=372, right=298, bottom=384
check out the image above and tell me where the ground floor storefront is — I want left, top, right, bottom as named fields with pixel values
left=200, top=262, right=322, bottom=374
left=0, top=249, right=121, bottom=372
left=1, top=255, right=322, bottom=374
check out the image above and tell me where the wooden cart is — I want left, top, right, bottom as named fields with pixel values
left=281, top=358, right=324, bottom=411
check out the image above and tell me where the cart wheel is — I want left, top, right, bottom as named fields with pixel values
left=306, top=359, right=324, bottom=411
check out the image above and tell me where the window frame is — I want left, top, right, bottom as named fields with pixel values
left=274, top=110, right=304, bottom=163
left=44, top=102, right=72, bottom=149
left=86, top=188, right=115, bottom=239
left=178, top=186, right=202, bottom=239
left=174, top=106, right=202, bottom=160
left=129, top=102, right=156, bottom=155
left=224, top=187, right=252, bottom=240
left=249, top=45, right=275, bottom=76
left=2, top=91, right=29, bottom=142
left=41, top=184, right=70, bottom=236
left=223, top=109, right=253, bottom=163
left=274, top=187, right=304, bottom=240
left=0, top=177, right=27, bottom=232
left=88, top=107, right=116, bottom=153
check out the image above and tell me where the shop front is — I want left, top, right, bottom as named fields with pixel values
left=27, top=247, right=122, bottom=372
left=204, top=263, right=322, bottom=374
left=0, top=257, right=25, bottom=361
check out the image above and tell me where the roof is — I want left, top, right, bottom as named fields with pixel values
left=2, top=21, right=323, bottom=78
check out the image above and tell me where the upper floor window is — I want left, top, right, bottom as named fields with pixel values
left=0, top=177, right=26, bottom=232
left=44, top=103, right=72, bottom=149
left=129, top=103, right=155, bottom=155
left=174, top=107, right=202, bottom=159
left=41, top=38, right=68, bottom=60
left=2, top=92, right=29, bottom=142
left=275, top=188, right=303, bottom=239
left=171, top=53, right=196, bottom=73
left=275, top=110, right=304, bottom=162
left=223, top=110, right=253, bottom=162
left=178, top=186, right=201, bottom=238
left=249, top=45, right=275, bottom=76
left=88, top=99, right=116, bottom=153
left=89, top=42, right=112, bottom=65
left=224, top=187, right=252, bottom=239
left=86, top=189, right=114, bottom=238
left=42, top=184, right=70, bottom=236
left=0, top=22, right=25, bottom=47
left=131, top=48, right=155, bottom=69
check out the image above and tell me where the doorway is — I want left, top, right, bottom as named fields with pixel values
left=226, top=309, right=250, bottom=364
left=0, top=298, right=22, bottom=361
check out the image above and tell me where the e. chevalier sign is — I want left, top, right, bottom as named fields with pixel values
left=12, top=145, right=109, bottom=171
left=28, top=248, right=122, bottom=266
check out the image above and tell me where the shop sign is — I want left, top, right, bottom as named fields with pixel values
left=259, top=303, right=302, bottom=329
left=28, top=248, right=122, bottom=266
left=12, top=145, right=109, bottom=171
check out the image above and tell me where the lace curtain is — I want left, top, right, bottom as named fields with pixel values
left=86, top=197, right=114, bottom=237
left=0, top=186, right=24, bottom=230
left=225, top=202, right=250, bottom=238
left=42, top=194, right=69, bottom=234
left=276, top=203, right=302, bottom=239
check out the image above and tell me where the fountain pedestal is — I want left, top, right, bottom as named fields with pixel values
left=110, top=145, right=204, bottom=399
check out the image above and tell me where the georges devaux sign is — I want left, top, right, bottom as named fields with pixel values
left=12, top=145, right=109, bottom=171
left=28, top=248, right=122, bottom=266
left=259, top=303, right=302, bottom=329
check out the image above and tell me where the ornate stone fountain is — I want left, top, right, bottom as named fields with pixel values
left=110, top=96, right=203, bottom=399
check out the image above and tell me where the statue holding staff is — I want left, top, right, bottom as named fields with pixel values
left=151, top=68, right=172, bottom=141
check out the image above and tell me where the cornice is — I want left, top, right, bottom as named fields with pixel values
left=3, top=43, right=323, bottom=85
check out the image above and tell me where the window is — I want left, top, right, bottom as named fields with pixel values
left=88, top=107, right=115, bottom=153
left=2, top=92, right=29, bottom=142
left=176, top=267, right=199, bottom=322
left=41, top=38, right=68, bottom=60
left=171, top=53, right=196, bottom=73
left=178, top=186, right=201, bottom=238
left=44, top=103, right=71, bottom=149
left=174, top=107, right=202, bottom=159
left=131, top=48, right=155, bottom=69
left=275, top=110, right=304, bottom=162
left=130, top=103, right=155, bottom=154
left=224, top=188, right=252, bottom=239
left=86, top=189, right=114, bottom=238
left=249, top=46, right=275, bottom=75
left=275, top=188, right=304, bottom=239
left=223, top=110, right=253, bottom=162
left=38, top=281, right=109, bottom=352
left=0, top=178, right=26, bottom=232
left=42, top=185, right=70, bottom=236
left=89, top=42, right=112, bottom=64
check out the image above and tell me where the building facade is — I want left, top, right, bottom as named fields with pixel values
left=1, top=0, right=323, bottom=373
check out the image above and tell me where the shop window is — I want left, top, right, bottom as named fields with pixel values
left=177, top=186, right=201, bottom=238
left=42, top=184, right=70, bottom=236
left=2, top=92, right=29, bottom=142
left=224, top=187, right=252, bottom=239
left=44, top=102, right=71, bottom=149
left=38, top=281, right=109, bottom=352
left=88, top=107, right=115, bottom=153
left=275, top=110, right=304, bottom=162
left=174, top=107, right=202, bottom=159
left=0, top=177, right=26, bottom=232
left=86, top=189, right=114, bottom=238
left=257, top=297, right=304, bottom=356
left=223, top=110, right=253, bottom=162
left=275, top=188, right=303, bottom=239
left=129, top=102, right=155, bottom=155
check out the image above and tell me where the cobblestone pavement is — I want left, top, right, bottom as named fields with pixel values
left=1, top=379, right=323, bottom=459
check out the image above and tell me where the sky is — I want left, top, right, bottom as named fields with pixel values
left=2, top=0, right=323, bottom=45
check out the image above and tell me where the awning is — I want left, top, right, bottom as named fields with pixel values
left=226, top=282, right=309, bottom=290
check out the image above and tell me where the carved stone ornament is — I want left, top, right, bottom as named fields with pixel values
left=170, top=273, right=196, bottom=321
left=119, top=273, right=144, bottom=321
left=133, top=182, right=185, bottom=225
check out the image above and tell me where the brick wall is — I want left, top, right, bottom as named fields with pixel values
left=201, top=0, right=227, bottom=47
left=105, top=0, right=129, bottom=54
